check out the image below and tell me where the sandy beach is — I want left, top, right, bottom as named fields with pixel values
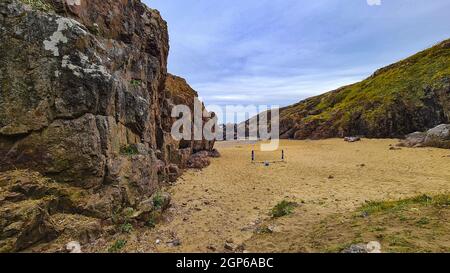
left=95, top=139, right=450, bottom=253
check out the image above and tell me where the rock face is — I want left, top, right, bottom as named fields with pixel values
left=162, top=74, right=216, bottom=167
left=0, top=0, right=216, bottom=251
left=1, top=0, right=169, bottom=189
left=250, top=39, right=450, bottom=140
left=0, top=170, right=102, bottom=252
left=399, top=124, right=450, bottom=149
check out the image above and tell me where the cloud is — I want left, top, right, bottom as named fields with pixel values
left=367, top=0, right=381, bottom=6
left=147, top=0, right=450, bottom=121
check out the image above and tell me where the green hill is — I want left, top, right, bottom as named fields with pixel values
left=277, top=39, right=450, bottom=139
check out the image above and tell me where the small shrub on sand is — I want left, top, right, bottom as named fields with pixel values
left=271, top=200, right=298, bottom=218
left=255, top=225, right=274, bottom=234
left=152, top=192, right=164, bottom=209
left=120, top=223, right=133, bottom=234
left=146, top=217, right=156, bottom=229
left=416, top=217, right=430, bottom=226
left=108, top=239, right=127, bottom=253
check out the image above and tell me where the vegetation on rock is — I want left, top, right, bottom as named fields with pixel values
left=20, top=0, right=52, bottom=11
left=274, top=39, right=450, bottom=139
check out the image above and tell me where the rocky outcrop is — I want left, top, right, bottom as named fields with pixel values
left=1, top=0, right=169, bottom=188
left=399, top=124, right=450, bottom=149
left=161, top=74, right=216, bottom=175
left=164, top=73, right=216, bottom=154
left=0, top=0, right=216, bottom=251
left=249, top=39, right=450, bottom=140
left=0, top=170, right=99, bottom=252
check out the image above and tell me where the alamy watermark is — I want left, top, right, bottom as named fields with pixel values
left=170, top=98, right=280, bottom=151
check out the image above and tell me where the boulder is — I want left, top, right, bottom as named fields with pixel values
left=424, top=124, right=450, bottom=148
left=187, top=151, right=211, bottom=169
left=209, top=149, right=221, bottom=158
left=399, top=124, right=450, bottom=149
left=398, top=132, right=427, bottom=147
left=344, top=136, right=361, bottom=143
left=342, top=241, right=381, bottom=254
left=341, top=244, right=369, bottom=253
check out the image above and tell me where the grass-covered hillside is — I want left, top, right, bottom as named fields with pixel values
left=278, top=39, right=450, bottom=139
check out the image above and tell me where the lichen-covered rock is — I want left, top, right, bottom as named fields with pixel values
left=0, top=0, right=217, bottom=252
left=0, top=0, right=170, bottom=188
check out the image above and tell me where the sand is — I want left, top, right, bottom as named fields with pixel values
left=113, top=139, right=450, bottom=253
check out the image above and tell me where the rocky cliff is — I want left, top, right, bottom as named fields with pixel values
left=0, top=0, right=215, bottom=252
left=258, top=39, right=450, bottom=139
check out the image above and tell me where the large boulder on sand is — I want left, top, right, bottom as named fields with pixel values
left=425, top=124, right=450, bottom=148
left=399, top=124, right=450, bottom=149
left=398, top=132, right=428, bottom=147
left=187, top=151, right=211, bottom=169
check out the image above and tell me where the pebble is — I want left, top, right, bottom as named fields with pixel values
left=66, top=241, right=82, bottom=253
left=360, top=211, right=369, bottom=218
left=167, top=239, right=181, bottom=247
left=207, top=245, right=216, bottom=251
left=224, top=242, right=236, bottom=251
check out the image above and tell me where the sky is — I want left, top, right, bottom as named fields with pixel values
left=146, top=0, right=450, bottom=122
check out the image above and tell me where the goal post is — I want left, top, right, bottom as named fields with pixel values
left=251, top=149, right=286, bottom=164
